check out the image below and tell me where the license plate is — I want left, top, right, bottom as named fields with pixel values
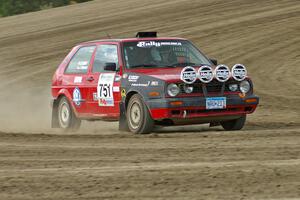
left=206, top=97, right=226, bottom=110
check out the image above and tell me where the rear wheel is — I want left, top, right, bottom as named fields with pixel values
left=221, top=115, right=246, bottom=131
left=126, top=94, right=154, bottom=134
left=58, top=97, right=81, bottom=131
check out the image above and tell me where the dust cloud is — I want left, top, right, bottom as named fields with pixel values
left=0, top=84, right=52, bottom=133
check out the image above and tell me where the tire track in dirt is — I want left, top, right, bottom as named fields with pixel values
left=0, top=159, right=299, bottom=174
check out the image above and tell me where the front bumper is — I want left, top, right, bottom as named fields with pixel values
left=147, top=94, right=259, bottom=120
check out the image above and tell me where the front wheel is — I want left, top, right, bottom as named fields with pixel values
left=220, top=115, right=246, bottom=131
left=58, top=97, right=81, bottom=131
left=126, top=94, right=154, bottom=134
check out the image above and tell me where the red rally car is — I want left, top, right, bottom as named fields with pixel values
left=51, top=32, right=259, bottom=134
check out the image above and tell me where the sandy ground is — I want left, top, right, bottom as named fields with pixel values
left=0, top=0, right=299, bottom=199
left=0, top=126, right=300, bottom=200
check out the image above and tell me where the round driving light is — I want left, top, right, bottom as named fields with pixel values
left=232, top=64, right=247, bottom=81
left=240, top=80, right=250, bottom=93
left=229, top=84, right=238, bottom=92
left=215, top=64, right=230, bottom=82
left=183, top=84, right=193, bottom=94
left=180, top=66, right=197, bottom=84
left=167, top=83, right=180, bottom=97
left=198, top=65, right=214, bottom=83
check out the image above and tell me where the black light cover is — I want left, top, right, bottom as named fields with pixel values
left=136, top=32, right=157, bottom=38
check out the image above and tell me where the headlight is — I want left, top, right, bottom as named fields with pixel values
left=229, top=84, right=238, bottom=92
left=183, top=84, right=193, bottom=94
left=167, top=83, right=180, bottom=97
left=240, top=80, right=251, bottom=93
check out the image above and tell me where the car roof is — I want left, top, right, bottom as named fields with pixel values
left=78, top=37, right=188, bottom=46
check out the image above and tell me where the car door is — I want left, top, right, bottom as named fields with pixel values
left=85, top=43, right=121, bottom=119
left=62, top=45, right=96, bottom=115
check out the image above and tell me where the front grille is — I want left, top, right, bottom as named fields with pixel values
left=186, top=107, right=240, bottom=114
left=206, top=82, right=224, bottom=93
left=171, top=107, right=242, bottom=116
left=178, top=80, right=238, bottom=95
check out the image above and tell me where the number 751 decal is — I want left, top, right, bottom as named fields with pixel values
left=97, top=73, right=115, bottom=106
left=98, top=83, right=112, bottom=98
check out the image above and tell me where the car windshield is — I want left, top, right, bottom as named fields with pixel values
left=123, top=40, right=211, bottom=69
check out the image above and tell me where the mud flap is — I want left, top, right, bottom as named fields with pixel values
left=51, top=100, right=59, bottom=128
left=210, top=122, right=220, bottom=127
left=118, top=102, right=129, bottom=131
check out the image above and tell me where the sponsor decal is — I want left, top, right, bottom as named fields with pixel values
left=137, top=41, right=182, bottom=48
left=232, top=64, right=247, bottom=81
left=198, top=66, right=214, bottom=83
left=131, top=81, right=151, bottom=87
left=93, top=92, right=98, bottom=101
left=97, top=73, right=115, bottom=107
left=76, top=61, right=88, bottom=70
left=150, top=81, right=159, bottom=86
left=181, top=66, right=197, bottom=84
left=78, top=61, right=88, bottom=66
left=122, top=74, right=128, bottom=79
left=121, top=89, right=126, bottom=97
left=74, top=76, right=82, bottom=83
left=215, top=64, right=230, bottom=82
left=73, top=87, right=82, bottom=106
left=114, top=75, right=121, bottom=82
left=76, top=66, right=88, bottom=70
left=113, top=86, right=120, bottom=92
left=128, top=75, right=139, bottom=82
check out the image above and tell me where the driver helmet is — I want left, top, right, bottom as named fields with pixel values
left=150, top=47, right=162, bottom=62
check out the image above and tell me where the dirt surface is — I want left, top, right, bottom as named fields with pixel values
left=0, top=0, right=299, bottom=199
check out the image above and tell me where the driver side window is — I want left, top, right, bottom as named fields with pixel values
left=92, top=44, right=119, bottom=73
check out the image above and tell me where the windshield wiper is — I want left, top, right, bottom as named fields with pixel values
left=129, top=64, right=159, bottom=69
left=129, top=62, right=204, bottom=69
left=170, top=62, right=196, bottom=66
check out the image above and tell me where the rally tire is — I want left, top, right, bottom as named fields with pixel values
left=221, top=115, right=246, bottom=131
left=126, top=94, right=154, bottom=134
left=58, top=97, right=81, bottom=131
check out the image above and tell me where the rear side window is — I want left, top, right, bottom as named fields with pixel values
left=92, top=44, right=119, bottom=73
left=65, top=46, right=96, bottom=74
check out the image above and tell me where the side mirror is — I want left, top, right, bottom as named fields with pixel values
left=210, top=58, right=218, bottom=66
left=104, top=63, right=117, bottom=71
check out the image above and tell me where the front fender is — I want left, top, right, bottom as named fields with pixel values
left=121, top=73, right=165, bottom=113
